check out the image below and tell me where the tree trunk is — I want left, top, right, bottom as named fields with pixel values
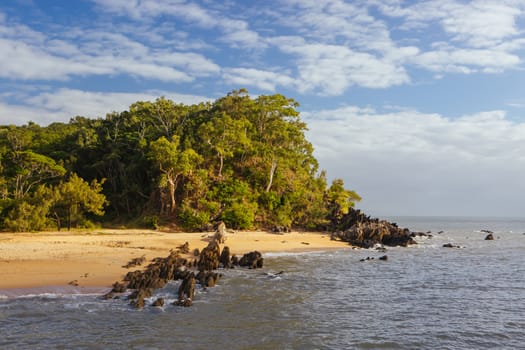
left=67, top=204, right=71, bottom=231
left=54, top=211, right=61, bottom=231
left=218, top=153, right=224, bottom=178
left=167, top=176, right=177, bottom=213
left=265, top=159, right=277, bottom=192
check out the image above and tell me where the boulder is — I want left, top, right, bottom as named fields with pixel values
left=122, top=255, right=146, bottom=269
left=213, top=221, right=227, bottom=243
left=111, top=281, right=127, bottom=293
left=198, top=240, right=221, bottom=272
left=177, top=242, right=190, bottom=254
left=238, top=251, right=264, bottom=269
left=484, top=233, right=494, bottom=240
left=272, top=225, right=290, bottom=234
left=443, top=243, right=461, bottom=248
left=176, top=272, right=196, bottom=306
left=152, top=298, right=164, bottom=307
left=219, top=246, right=232, bottom=268
left=231, top=254, right=239, bottom=266
left=196, top=271, right=221, bottom=287
left=129, top=288, right=153, bottom=309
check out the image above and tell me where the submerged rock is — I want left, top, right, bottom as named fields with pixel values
left=443, top=243, right=461, bottom=248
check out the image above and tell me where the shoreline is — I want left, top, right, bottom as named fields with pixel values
left=0, top=229, right=349, bottom=291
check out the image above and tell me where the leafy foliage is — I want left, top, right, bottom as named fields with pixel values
left=0, top=90, right=360, bottom=231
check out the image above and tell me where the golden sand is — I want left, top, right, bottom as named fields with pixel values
left=0, top=229, right=349, bottom=289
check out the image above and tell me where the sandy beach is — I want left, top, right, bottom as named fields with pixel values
left=0, top=229, right=349, bottom=290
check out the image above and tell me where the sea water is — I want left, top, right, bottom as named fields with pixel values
left=1, top=217, right=524, bottom=349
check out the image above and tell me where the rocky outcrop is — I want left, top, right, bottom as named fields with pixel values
left=125, top=251, right=189, bottom=291
left=103, top=222, right=264, bottom=309
left=330, top=208, right=416, bottom=248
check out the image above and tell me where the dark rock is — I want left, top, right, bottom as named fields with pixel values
left=379, top=255, right=388, bottom=261
left=196, top=271, right=221, bottom=287
left=219, top=246, right=232, bottom=268
left=272, top=225, right=290, bottom=234
left=101, top=292, right=114, bottom=300
left=213, top=221, right=227, bottom=243
left=111, top=281, right=127, bottom=293
left=484, top=233, right=494, bottom=240
left=481, top=229, right=493, bottom=234
left=174, top=298, right=193, bottom=307
left=177, top=242, right=190, bottom=254
left=125, top=251, right=188, bottom=290
left=176, top=272, right=196, bottom=306
left=193, top=248, right=200, bottom=256
left=231, top=254, right=239, bottom=266
left=129, top=288, right=153, bottom=309
left=152, top=298, right=164, bottom=307
left=443, top=243, right=461, bottom=248
left=238, top=251, right=264, bottom=269
left=438, top=231, right=444, bottom=234
left=329, top=208, right=416, bottom=248
left=122, top=255, right=146, bottom=268
left=198, top=240, right=221, bottom=272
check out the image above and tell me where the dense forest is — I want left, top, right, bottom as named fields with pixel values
left=0, top=89, right=360, bottom=232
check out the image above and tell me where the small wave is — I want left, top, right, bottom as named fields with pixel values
left=264, top=250, right=342, bottom=258
left=0, top=286, right=110, bottom=300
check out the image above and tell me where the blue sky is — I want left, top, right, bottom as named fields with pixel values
left=2, top=0, right=525, bottom=217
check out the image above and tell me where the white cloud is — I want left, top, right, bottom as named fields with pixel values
left=278, top=43, right=411, bottom=94
left=91, top=0, right=264, bottom=48
left=0, top=20, right=220, bottom=83
left=303, top=106, right=525, bottom=216
left=222, top=68, right=295, bottom=92
left=1, top=89, right=212, bottom=125
left=377, top=0, right=525, bottom=47
left=373, top=0, right=525, bottom=76
left=412, top=46, right=521, bottom=74
left=441, top=1, right=521, bottom=47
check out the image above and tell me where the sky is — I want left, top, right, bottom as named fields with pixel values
left=1, top=0, right=525, bottom=217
